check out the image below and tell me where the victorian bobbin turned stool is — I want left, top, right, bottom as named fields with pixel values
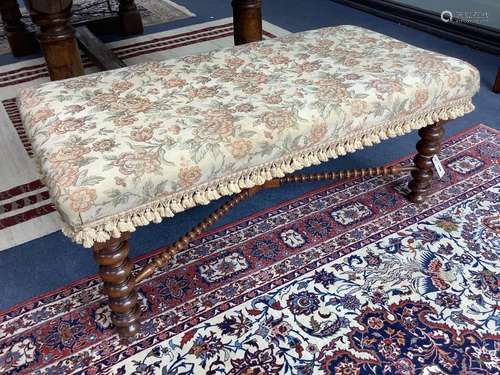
left=17, top=5, right=479, bottom=338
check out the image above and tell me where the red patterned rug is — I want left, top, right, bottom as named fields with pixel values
left=0, top=124, right=498, bottom=374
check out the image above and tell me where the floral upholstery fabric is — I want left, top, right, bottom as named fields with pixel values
left=18, top=25, right=480, bottom=247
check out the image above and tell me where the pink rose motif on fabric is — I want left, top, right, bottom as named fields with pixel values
left=113, top=152, right=161, bottom=177
left=69, top=187, right=97, bottom=213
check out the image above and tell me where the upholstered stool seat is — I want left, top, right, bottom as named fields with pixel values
left=18, top=25, right=479, bottom=248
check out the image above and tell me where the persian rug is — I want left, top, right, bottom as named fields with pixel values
left=0, top=124, right=498, bottom=374
left=0, top=0, right=194, bottom=55
left=0, top=18, right=288, bottom=251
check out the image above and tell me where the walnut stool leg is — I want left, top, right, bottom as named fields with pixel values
left=232, top=0, right=263, bottom=45
left=28, top=0, right=84, bottom=81
left=0, top=0, right=38, bottom=56
left=408, top=121, right=444, bottom=204
left=118, top=0, right=144, bottom=35
left=493, top=67, right=500, bottom=93
left=93, top=233, right=141, bottom=338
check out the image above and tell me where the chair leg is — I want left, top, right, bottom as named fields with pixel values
left=93, top=233, right=141, bottom=338
left=232, top=0, right=263, bottom=45
left=408, top=121, right=445, bottom=204
left=118, top=0, right=144, bottom=35
left=27, top=0, right=84, bottom=81
left=0, top=0, right=38, bottom=56
left=493, top=67, right=500, bottom=93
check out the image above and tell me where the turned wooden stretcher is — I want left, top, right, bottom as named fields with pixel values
left=17, top=3, right=480, bottom=338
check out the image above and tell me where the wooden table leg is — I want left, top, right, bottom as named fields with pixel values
left=493, top=67, right=500, bottom=93
left=408, top=121, right=445, bottom=204
left=28, top=0, right=84, bottom=81
left=118, top=0, right=144, bottom=35
left=0, top=0, right=37, bottom=56
left=232, top=0, right=263, bottom=45
left=93, top=233, right=141, bottom=338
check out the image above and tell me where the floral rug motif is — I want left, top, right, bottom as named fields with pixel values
left=0, top=124, right=498, bottom=374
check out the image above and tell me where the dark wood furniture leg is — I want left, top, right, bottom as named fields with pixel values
left=232, top=0, right=263, bottom=45
left=118, top=0, right=144, bottom=35
left=28, top=0, right=84, bottom=81
left=0, top=0, right=37, bottom=56
left=93, top=233, right=141, bottom=338
left=493, top=67, right=500, bottom=93
left=408, top=121, right=445, bottom=204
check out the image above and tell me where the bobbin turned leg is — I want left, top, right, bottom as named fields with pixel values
left=93, top=233, right=141, bottom=338
left=408, top=121, right=445, bottom=204
left=232, top=0, right=263, bottom=45
left=118, top=0, right=144, bottom=35
left=493, top=67, right=500, bottom=93
left=28, top=0, right=84, bottom=81
left=0, top=0, right=38, bottom=56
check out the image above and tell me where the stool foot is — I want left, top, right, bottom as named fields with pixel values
left=93, top=233, right=141, bottom=338
left=408, top=121, right=445, bottom=204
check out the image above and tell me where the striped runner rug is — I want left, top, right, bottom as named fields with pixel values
left=0, top=18, right=289, bottom=251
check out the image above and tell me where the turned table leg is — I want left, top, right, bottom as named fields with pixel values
left=28, top=0, right=84, bottom=81
left=408, top=121, right=445, bottom=204
left=118, top=0, right=144, bottom=35
left=0, top=0, right=37, bottom=56
left=93, top=233, right=141, bottom=338
left=232, top=0, right=263, bottom=45
left=493, top=67, right=500, bottom=94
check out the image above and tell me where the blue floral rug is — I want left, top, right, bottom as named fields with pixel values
left=0, top=124, right=498, bottom=374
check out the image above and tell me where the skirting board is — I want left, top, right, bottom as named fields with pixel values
left=335, top=0, right=500, bottom=55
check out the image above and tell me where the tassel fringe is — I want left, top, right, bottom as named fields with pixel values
left=59, top=98, right=475, bottom=247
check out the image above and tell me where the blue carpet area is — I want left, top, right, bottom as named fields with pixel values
left=0, top=0, right=498, bottom=310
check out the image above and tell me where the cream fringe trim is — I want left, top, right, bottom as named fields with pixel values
left=61, top=98, right=475, bottom=247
